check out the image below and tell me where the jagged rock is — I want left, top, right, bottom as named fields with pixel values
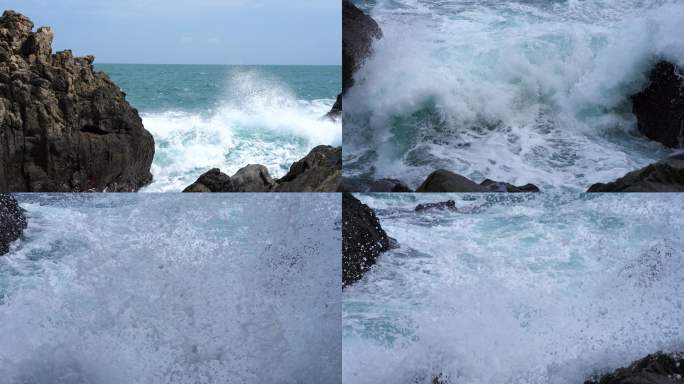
left=416, top=169, right=492, bottom=192
left=182, top=165, right=274, bottom=192
left=1, top=193, right=27, bottom=256
left=342, top=193, right=390, bottom=288
left=343, top=0, right=382, bottom=94
left=273, top=145, right=341, bottom=192
left=369, top=178, right=413, bottom=192
left=631, top=61, right=684, bottom=148
left=415, top=200, right=457, bottom=212
left=584, top=352, right=684, bottom=384
left=324, top=92, right=342, bottom=121
left=0, top=11, right=155, bottom=192
left=587, top=154, right=684, bottom=192
left=480, top=179, right=540, bottom=192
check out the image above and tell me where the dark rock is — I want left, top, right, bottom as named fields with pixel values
left=182, top=165, right=274, bottom=192
left=1, top=193, right=27, bottom=256
left=587, top=154, right=684, bottom=192
left=584, top=352, right=684, bottom=384
left=183, top=168, right=231, bottom=192
left=631, top=61, right=684, bottom=149
left=369, top=178, right=413, bottom=192
left=415, top=200, right=457, bottom=212
left=0, top=11, right=155, bottom=192
left=274, top=145, right=341, bottom=192
left=480, top=179, right=541, bottom=192
left=182, top=183, right=211, bottom=193
left=342, top=193, right=390, bottom=288
left=324, top=92, right=342, bottom=121
left=415, top=169, right=492, bottom=192
left=341, top=177, right=374, bottom=192
left=343, top=0, right=382, bottom=94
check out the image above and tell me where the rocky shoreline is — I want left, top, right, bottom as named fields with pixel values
left=0, top=193, right=27, bottom=256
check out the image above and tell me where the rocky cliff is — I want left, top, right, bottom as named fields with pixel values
left=0, top=193, right=27, bottom=256
left=0, top=10, right=155, bottom=192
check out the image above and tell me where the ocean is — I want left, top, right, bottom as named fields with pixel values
left=342, top=0, right=684, bottom=191
left=94, top=64, right=342, bottom=192
left=0, top=194, right=342, bottom=384
left=343, top=193, right=684, bottom=384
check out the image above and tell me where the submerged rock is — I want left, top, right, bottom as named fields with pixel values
left=415, top=200, right=457, bottom=212
left=183, top=145, right=341, bottom=192
left=416, top=170, right=492, bottom=192
left=1, top=193, right=27, bottom=256
left=342, top=0, right=382, bottom=94
left=587, top=154, right=684, bottom=192
left=480, top=179, right=541, bottom=192
left=0, top=10, right=155, bottom=192
left=342, top=193, right=390, bottom=288
left=584, top=352, right=684, bottom=384
left=369, top=178, right=413, bottom=192
left=631, top=61, right=684, bottom=149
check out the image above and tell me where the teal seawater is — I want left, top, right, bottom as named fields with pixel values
left=94, top=64, right=342, bottom=192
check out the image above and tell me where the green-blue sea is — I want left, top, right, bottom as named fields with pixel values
left=94, top=64, right=341, bottom=192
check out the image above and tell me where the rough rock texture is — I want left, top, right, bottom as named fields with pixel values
left=631, top=61, right=684, bottom=149
left=343, top=0, right=382, bottom=94
left=416, top=169, right=492, bottom=192
left=183, top=145, right=341, bottom=192
left=0, top=11, right=155, bottom=192
left=1, top=193, right=27, bottom=256
left=587, top=154, right=684, bottom=192
left=480, top=179, right=541, bottom=192
left=342, top=193, right=390, bottom=288
left=182, top=165, right=275, bottom=192
left=274, top=145, right=341, bottom=192
left=415, top=200, right=457, bottom=212
left=369, top=178, right=413, bottom=192
left=584, top=352, right=684, bottom=384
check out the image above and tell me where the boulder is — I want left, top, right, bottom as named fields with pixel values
left=342, top=0, right=382, bottom=94
left=584, top=352, right=684, bottom=384
left=273, top=145, right=341, bottom=192
left=182, top=165, right=275, bottom=192
left=369, top=178, right=413, bottom=192
left=0, top=11, right=155, bottom=192
left=631, top=61, right=684, bottom=148
left=342, top=193, right=390, bottom=288
left=415, top=200, right=457, bottom=212
left=480, top=179, right=540, bottom=192
left=1, top=193, right=27, bottom=256
left=587, top=154, right=684, bottom=192
left=416, top=169, right=492, bottom=192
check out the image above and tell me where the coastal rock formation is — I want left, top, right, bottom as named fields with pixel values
left=415, top=200, right=457, bottom=212
left=369, top=178, right=413, bottom=192
left=323, top=93, right=341, bottom=120
left=480, top=179, right=540, bottom=192
left=631, top=61, right=684, bottom=149
left=183, top=145, right=341, bottom=193
left=342, top=193, right=390, bottom=288
left=0, top=11, right=155, bottom=192
left=1, top=193, right=27, bottom=256
left=587, top=154, right=684, bottom=192
left=584, top=352, right=684, bottom=384
left=342, top=0, right=382, bottom=93
left=416, top=170, right=493, bottom=192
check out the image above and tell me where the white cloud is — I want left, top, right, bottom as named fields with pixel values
left=180, top=37, right=193, bottom=43
left=208, top=38, right=221, bottom=43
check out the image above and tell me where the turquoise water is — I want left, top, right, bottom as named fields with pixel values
left=343, top=0, right=684, bottom=191
left=344, top=193, right=684, bottom=383
left=95, top=64, right=342, bottom=192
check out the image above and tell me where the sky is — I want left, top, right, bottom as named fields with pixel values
left=1, top=0, right=341, bottom=65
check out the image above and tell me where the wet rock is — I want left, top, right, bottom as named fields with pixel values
left=274, top=145, right=341, bottom=192
left=343, top=0, right=382, bottom=94
left=0, top=11, right=155, bottom=192
left=369, top=178, right=413, bottom=192
left=587, top=154, right=684, bottom=192
left=1, top=193, right=27, bottom=256
left=416, top=170, right=492, bottom=192
left=182, top=165, right=275, bottom=192
left=584, top=352, right=684, bottom=384
left=324, top=92, right=342, bottom=121
left=342, top=193, right=390, bottom=288
left=480, top=179, right=541, bottom=192
left=415, top=200, right=457, bottom=212
left=631, top=61, right=684, bottom=149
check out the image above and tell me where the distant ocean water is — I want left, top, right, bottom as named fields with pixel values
left=343, top=193, right=684, bottom=384
left=95, top=64, right=341, bottom=192
left=343, top=0, right=684, bottom=191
